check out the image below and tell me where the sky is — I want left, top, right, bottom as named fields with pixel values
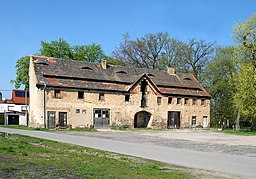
left=0, top=0, right=255, bottom=98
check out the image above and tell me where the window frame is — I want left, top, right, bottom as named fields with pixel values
left=201, top=99, right=205, bottom=106
left=192, top=99, right=197, bottom=105
left=54, top=89, right=61, bottom=98
left=157, top=96, right=162, bottom=105
left=125, top=94, right=130, bottom=102
left=78, top=91, right=84, bottom=99
left=99, top=93, right=105, bottom=101
left=168, top=97, right=173, bottom=104
left=177, top=97, right=182, bottom=105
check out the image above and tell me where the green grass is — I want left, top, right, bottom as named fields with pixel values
left=0, top=132, right=188, bottom=178
left=1, top=125, right=49, bottom=131
left=0, top=125, right=97, bottom=132
left=221, top=129, right=256, bottom=136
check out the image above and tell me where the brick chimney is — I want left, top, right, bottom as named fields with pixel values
left=101, top=58, right=107, bottom=69
left=167, top=67, right=175, bottom=75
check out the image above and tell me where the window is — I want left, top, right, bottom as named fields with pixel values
left=184, top=98, right=189, bottom=105
left=192, top=116, right=197, bottom=127
left=54, top=90, right=61, bottom=98
left=116, top=71, right=127, bottom=74
left=125, top=95, right=130, bottom=102
left=81, top=66, right=93, bottom=71
left=21, top=106, right=27, bottom=111
left=157, top=97, right=162, bottom=105
left=177, top=98, right=181, bottom=105
left=192, top=99, right=197, bottom=105
left=76, top=109, right=80, bottom=113
left=168, top=97, right=173, bottom=104
left=201, top=99, right=205, bottom=106
left=99, top=93, right=105, bottom=101
left=148, top=73, right=155, bottom=77
left=78, top=91, right=84, bottom=99
left=184, top=77, right=192, bottom=81
left=82, top=109, right=86, bottom=114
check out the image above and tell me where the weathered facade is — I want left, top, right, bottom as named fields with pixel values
left=29, top=55, right=211, bottom=129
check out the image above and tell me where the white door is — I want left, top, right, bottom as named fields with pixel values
left=203, top=116, right=208, bottom=128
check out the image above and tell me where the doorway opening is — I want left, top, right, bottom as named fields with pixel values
left=59, top=112, right=67, bottom=128
left=93, top=108, right=110, bottom=129
left=134, top=111, right=151, bottom=128
left=167, top=111, right=180, bottom=129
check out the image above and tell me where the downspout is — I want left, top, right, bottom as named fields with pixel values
left=43, top=84, right=46, bottom=128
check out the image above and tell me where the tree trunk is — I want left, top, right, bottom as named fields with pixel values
left=235, top=108, right=241, bottom=130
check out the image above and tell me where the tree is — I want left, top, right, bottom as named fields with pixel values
left=158, top=38, right=189, bottom=71
left=40, top=38, right=74, bottom=59
left=113, top=32, right=169, bottom=69
left=232, top=13, right=256, bottom=130
left=185, top=39, right=215, bottom=80
left=203, top=47, right=237, bottom=127
left=11, top=56, right=30, bottom=89
left=233, top=61, right=256, bottom=130
left=233, top=13, right=256, bottom=77
left=73, top=43, right=105, bottom=62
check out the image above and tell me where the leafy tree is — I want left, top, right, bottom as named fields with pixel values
left=233, top=61, right=256, bottom=130
left=233, top=13, right=256, bottom=76
left=11, top=56, right=30, bottom=89
left=73, top=43, right=105, bottom=62
left=40, top=38, right=74, bottom=59
left=203, top=47, right=236, bottom=127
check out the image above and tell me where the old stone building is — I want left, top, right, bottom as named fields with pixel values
left=29, top=55, right=211, bottom=129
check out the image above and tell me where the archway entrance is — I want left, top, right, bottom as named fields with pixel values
left=134, top=111, right=151, bottom=128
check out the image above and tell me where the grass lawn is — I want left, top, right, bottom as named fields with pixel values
left=0, top=132, right=188, bottom=178
left=1, top=125, right=49, bottom=131
left=221, top=129, right=256, bottom=136
left=1, top=125, right=97, bottom=132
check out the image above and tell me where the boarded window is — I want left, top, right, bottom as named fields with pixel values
left=125, top=95, right=130, bottom=102
left=78, top=91, right=84, bottom=99
left=192, top=99, right=197, bottom=105
left=201, top=99, right=205, bottom=106
left=54, top=90, right=61, bottom=98
left=99, top=93, right=105, bottom=101
left=168, top=97, right=173, bottom=104
left=157, top=97, right=162, bottom=105
left=184, top=98, right=189, bottom=105
left=177, top=98, right=181, bottom=105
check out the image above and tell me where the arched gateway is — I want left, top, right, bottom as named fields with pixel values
left=134, top=111, right=151, bottom=128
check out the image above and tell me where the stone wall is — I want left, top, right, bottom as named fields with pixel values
left=37, top=77, right=210, bottom=129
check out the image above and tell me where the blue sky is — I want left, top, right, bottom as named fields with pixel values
left=0, top=0, right=255, bottom=98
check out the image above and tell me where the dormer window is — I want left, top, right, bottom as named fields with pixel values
left=81, top=67, right=93, bottom=71
left=36, top=62, right=49, bottom=66
left=184, top=77, right=192, bottom=81
left=148, top=73, right=155, bottom=77
left=116, top=71, right=127, bottom=74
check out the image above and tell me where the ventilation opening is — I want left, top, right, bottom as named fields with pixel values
left=36, top=62, right=49, bottom=66
left=148, top=73, right=155, bottom=77
left=184, top=77, right=192, bottom=81
left=81, top=67, right=93, bottom=71
left=116, top=71, right=127, bottom=74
